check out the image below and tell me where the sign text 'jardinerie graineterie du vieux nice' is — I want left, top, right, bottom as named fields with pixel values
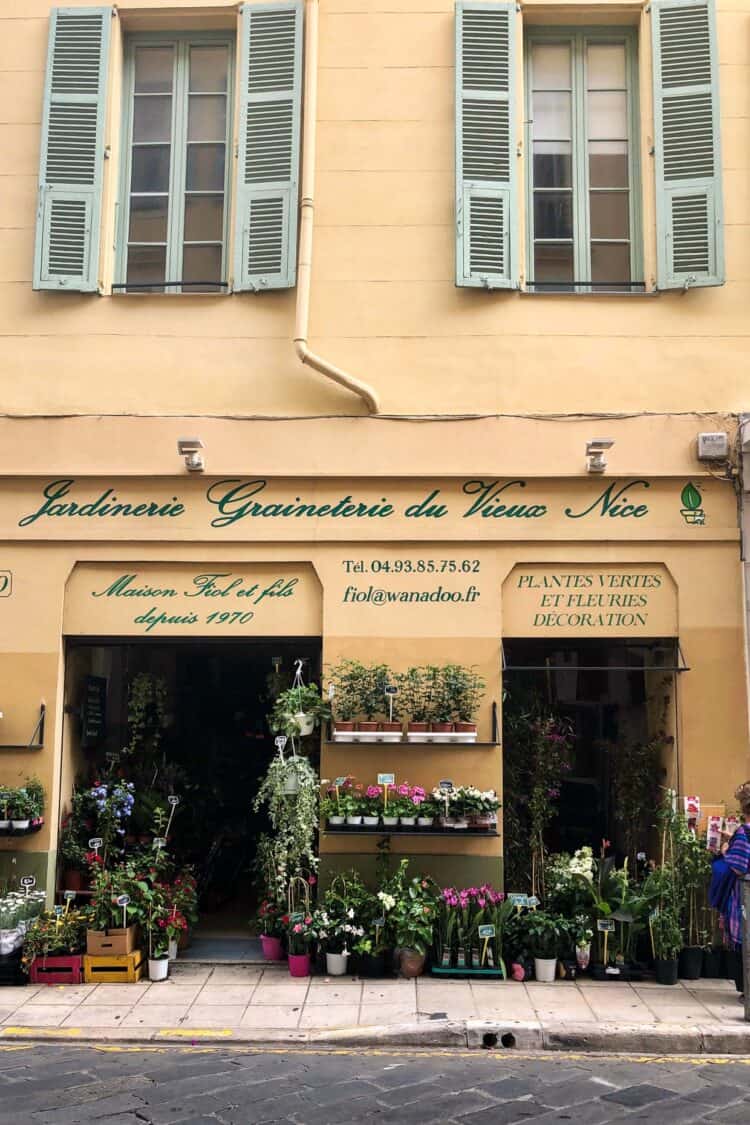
left=12, top=476, right=717, bottom=535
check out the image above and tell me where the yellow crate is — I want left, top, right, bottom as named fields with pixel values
left=83, top=950, right=146, bottom=984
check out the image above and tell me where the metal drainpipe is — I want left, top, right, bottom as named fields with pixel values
left=293, top=0, right=380, bottom=414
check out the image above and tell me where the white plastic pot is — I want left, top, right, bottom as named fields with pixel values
left=149, top=957, right=170, bottom=982
left=295, top=711, right=315, bottom=737
left=534, top=957, right=557, bottom=983
left=399, top=816, right=416, bottom=827
left=417, top=817, right=434, bottom=828
left=382, top=816, right=399, bottom=827
left=0, top=820, right=10, bottom=831
left=282, top=770, right=300, bottom=796
left=362, top=816, right=379, bottom=826
left=326, top=951, right=349, bottom=976
left=346, top=815, right=362, bottom=826
left=328, top=815, right=345, bottom=826
left=168, top=938, right=178, bottom=960
left=11, top=819, right=30, bottom=831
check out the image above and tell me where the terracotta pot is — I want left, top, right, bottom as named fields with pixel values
left=334, top=721, right=355, bottom=734
left=399, top=949, right=426, bottom=978
left=355, top=721, right=378, bottom=733
left=430, top=722, right=454, bottom=733
left=407, top=722, right=428, bottom=733
left=455, top=722, right=477, bottom=733
left=380, top=722, right=402, bottom=733
left=62, top=869, right=84, bottom=892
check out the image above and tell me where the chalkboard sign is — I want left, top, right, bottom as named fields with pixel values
left=81, top=675, right=107, bottom=748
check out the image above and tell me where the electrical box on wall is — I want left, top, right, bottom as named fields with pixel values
left=697, top=432, right=729, bottom=460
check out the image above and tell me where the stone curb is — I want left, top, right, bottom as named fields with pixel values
left=1, top=1018, right=748, bottom=1053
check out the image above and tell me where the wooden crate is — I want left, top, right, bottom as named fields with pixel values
left=86, top=925, right=139, bottom=957
left=83, top=950, right=145, bottom=984
left=30, top=954, right=83, bottom=985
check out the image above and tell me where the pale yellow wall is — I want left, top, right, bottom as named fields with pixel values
left=0, top=0, right=748, bottom=417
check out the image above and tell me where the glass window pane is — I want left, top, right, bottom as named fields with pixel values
left=129, top=196, right=168, bottom=242
left=591, top=242, right=630, bottom=285
left=184, top=194, right=224, bottom=241
left=534, top=243, right=574, bottom=285
left=532, top=43, right=571, bottom=90
left=587, top=43, right=626, bottom=90
left=533, top=141, right=572, bottom=188
left=134, top=46, right=174, bottom=94
left=182, top=244, right=223, bottom=290
left=590, top=192, right=630, bottom=239
left=534, top=192, right=573, bottom=239
left=127, top=244, right=166, bottom=288
left=133, top=95, right=172, bottom=142
left=533, top=91, right=571, bottom=140
left=588, top=91, right=627, bottom=139
left=189, top=45, right=229, bottom=92
left=188, top=95, right=227, bottom=142
left=589, top=141, right=629, bottom=188
left=130, top=145, right=171, bottom=192
left=186, top=143, right=226, bottom=190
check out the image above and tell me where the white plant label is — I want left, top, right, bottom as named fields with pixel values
left=20, top=876, right=36, bottom=889
left=168, top=795, right=180, bottom=806
left=377, top=773, right=395, bottom=786
left=64, top=890, right=77, bottom=901
left=153, top=836, right=167, bottom=848
left=88, top=837, right=103, bottom=850
left=275, top=736, right=288, bottom=751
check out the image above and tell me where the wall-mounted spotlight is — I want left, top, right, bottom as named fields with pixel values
left=177, top=438, right=205, bottom=473
left=585, top=439, right=614, bottom=474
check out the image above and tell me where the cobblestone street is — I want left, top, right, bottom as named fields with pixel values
left=0, top=1044, right=749, bottom=1124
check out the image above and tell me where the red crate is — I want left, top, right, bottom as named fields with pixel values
left=29, top=954, right=83, bottom=985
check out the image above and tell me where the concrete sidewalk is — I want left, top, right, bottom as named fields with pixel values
left=1, top=963, right=748, bottom=1054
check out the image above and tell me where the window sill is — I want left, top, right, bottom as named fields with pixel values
left=519, top=288, right=657, bottom=298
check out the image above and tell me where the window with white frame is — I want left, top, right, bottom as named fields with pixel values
left=118, top=34, right=234, bottom=293
left=526, top=30, right=641, bottom=292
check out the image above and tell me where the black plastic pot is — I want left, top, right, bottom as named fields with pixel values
left=702, top=948, right=723, bottom=979
left=357, top=952, right=386, bottom=978
left=678, top=946, right=703, bottom=980
left=723, top=947, right=740, bottom=981
left=655, top=957, right=679, bottom=985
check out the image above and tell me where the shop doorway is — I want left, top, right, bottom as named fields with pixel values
left=62, top=638, right=321, bottom=956
left=502, top=637, right=679, bottom=888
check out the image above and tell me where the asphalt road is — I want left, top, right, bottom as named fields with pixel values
left=0, top=1044, right=748, bottom=1124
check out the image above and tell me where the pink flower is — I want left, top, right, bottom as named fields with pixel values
left=308, top=876, right=317, bottom=886
left=397, top=784, right=410, bottom=797
left=293, top=923, right=302, bottom=933
left=366, top=786, right=382, bottom=798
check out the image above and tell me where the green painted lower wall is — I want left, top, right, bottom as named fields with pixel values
left=319, top=853, right=503, bottom=891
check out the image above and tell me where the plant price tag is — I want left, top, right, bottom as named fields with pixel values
left=153, top=837, right=167, bottom=848
left=508, top=893, right=528, bottom=908
left=384, top=685, right=399, bottom=696
left=334, top=776, right=348, bottom=786
left=597, top=919, right=615, bottom=933
left=20, top=876, right=36, bottom=890
left=275, top=736, right=288, bottom=751
left=527, top=895, right=540, bottom=908
left=478, top=925, right=495, bottom=939
left=64, top=890, right=77, bottom=901
left=290, top=912, right=304, bottom=923
left=53, top=904, right=64, bottom=917
left=168, top=795, right=180, bottom=806
left=438, top=779, right=454, bottom=791
left=373, top=917, right=386, bottom=928
left=88, top=837, right=103, bottom=850
left=377, top=773, right=395, bottom=786
left=116, top=895, right=130, bottom=907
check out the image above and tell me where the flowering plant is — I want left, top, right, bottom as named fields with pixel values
left=435, top=884, right=513, bottom=973
left=21, top=908, right=87, bottom=969
left=158, top=907, right=188, bottom=944
left=88, top=780, right=136, bottom=858
left=256, top=898, right=285, bottom=938
left=384, top=783, right=425, bottom=817
left=379, top=860, right=439, bottom=954
left=287, top=913, right=314, bottom=955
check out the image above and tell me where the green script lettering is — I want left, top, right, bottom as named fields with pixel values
left=564, top=480, right=650, bottom=520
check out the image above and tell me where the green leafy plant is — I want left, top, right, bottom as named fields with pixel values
left=441, top=664, right=485, bottom=723
left=124, top=672, right=167, bottom=759
left=270, top=683, right=330, bottom=737
left=396, top=667, right=431, bottom=724
left=253, top=753, right=319, bottom=899
left=22, top=909, right=87, bottom=969
left=650, top=906, right=682, bottom=960
left=522, top=909, right=568, bottom=960
left=379, top=860, right=438, bottom=954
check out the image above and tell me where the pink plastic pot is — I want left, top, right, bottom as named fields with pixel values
left=288, top=953, right=311, bottom=978
left=260, top=934, right=284, bottom=962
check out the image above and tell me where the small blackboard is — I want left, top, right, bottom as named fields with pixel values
left=81, top=675, right=107, bottom=748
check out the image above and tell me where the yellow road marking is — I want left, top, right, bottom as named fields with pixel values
left=3, top=1027, right=82, bottom=1038
left=157, top=1028, right=234, bottom=1038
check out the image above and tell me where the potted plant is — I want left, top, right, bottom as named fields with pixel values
left=326, top=659, right=388, bottom=740
left=339, top=787, right=364, bottom=827
left=270, top=682, right=330, bottom=739
left=312, top=909, right=352, bottom=976
left=651, top=906, right=681, bottom=985
left=469, top=788, right=501, bottom=828
left=9, top=790, right=33, bottom=831
left=321, top=784, right=347, bottom=827
left=398, top=667, right=432, bottom=740
left=146, top=902, right=170, bottom=982
left=382, top=786, right=415, bottom=827
left=387, top=866, right=438, bottom=978
left=362, top=785, right=382, bottom=827
left=677, top=826, right=711, bottom=981
left=450, top=665, right=485, bottom=741
left=22, top=907, right=88, bottom=985
left=356, top=663, right=390, bottom=738
left=417, top=795, right=439, bottom=828
left=326, top=659, right=362, bottom=738
left=523, top=910, right=566, bottom=983
left=286, top=913, right=314, bottom=977
left=85, top=860, right=141, bottom=956
left=426, top=665, right=454, bottom=735
left=256, top=899, right=286, bottom=961
left=0, top=787, right=10, bottom=833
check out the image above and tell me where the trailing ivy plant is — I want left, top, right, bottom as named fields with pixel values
left=253, top=753, right=319, bottom=898
left=124, top=672, right=167, bottom=759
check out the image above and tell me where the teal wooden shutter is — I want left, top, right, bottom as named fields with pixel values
left=652, top=0, right=723, bottom=289
left=455, top=0, right=517, bottom=289
left=234, top=2, right=302, bottom=291
left=33, top=7, right=111, bottom=292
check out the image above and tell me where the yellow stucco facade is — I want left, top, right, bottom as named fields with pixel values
left=0, top=0, right=748, bottom=895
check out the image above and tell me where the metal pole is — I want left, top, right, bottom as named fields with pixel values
left=743, top=877, right=750, bottom=1023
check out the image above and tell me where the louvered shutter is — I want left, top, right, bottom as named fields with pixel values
left=234, top=2, right=302, bottom=291
left=652, top=0, right=724, bottom=289
left=33, top=7, right=111, bottom=292
left=455, top=0, right=517, bottom=289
